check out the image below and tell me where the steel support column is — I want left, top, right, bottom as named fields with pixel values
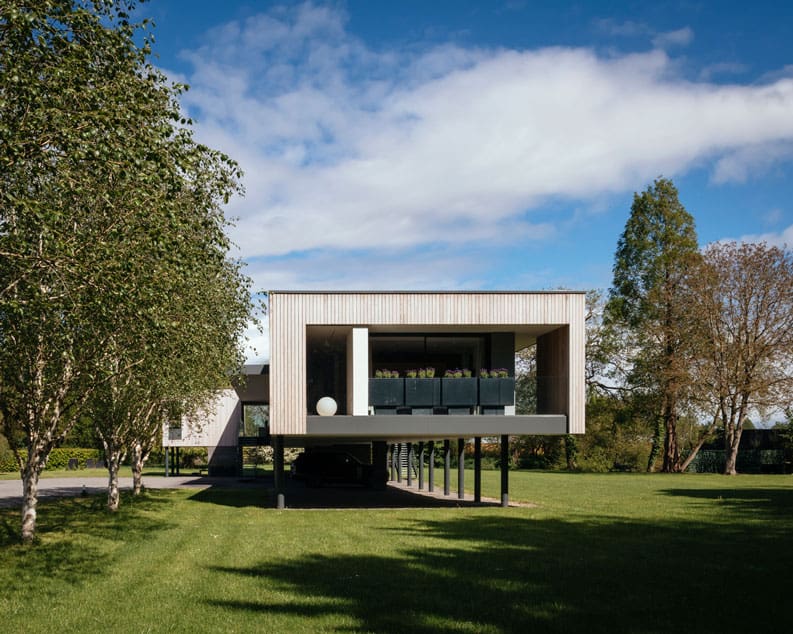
left=500, top=434, right=509, bottom=508
left=428, top=441, right=435, bottom=492
left=396, top=444, right=402, bottom=483
left=418, top=442, right=425, bottom=490
left=474, top=436, right=482, bottom=503
left=389, top=444, right=397, bottom=481
left=457, top=438, right=465, bottom=500
left=406, top=442, right=413, bottom=487
left=443, top=439, right=451, bottom=496
left=274, top=435, right=285, bottom=509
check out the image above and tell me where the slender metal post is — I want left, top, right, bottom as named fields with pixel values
left=176, top=447, right=180, bottom=476
left=390, top=444, right=397, bottom=481
left=274, top=435, right=285, bottom=509
left=418, top=442, right=425, bottom=490
left=396, top=444, right=402, bottom=483
left=457, top=438, right=465, bottom=500
left=443, top=439, right=450, bottom=496
left=428, top=441, right=435, bottom=492
left=474, top=436, right=482, bottom=503
left=406, top=442, right=413, bottom=486
left=500, top=434, right=509, bottom=507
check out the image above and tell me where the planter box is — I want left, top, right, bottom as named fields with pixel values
left=478, top=377, right=515, bottom=406
left=405, top=378, right=441, bottom=407
left=441, top=377, right=478, bottom=407
left=369, top=378, right=404, bottom=407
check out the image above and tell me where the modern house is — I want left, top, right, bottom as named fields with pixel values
left=164, top=290, right=586, bottom=506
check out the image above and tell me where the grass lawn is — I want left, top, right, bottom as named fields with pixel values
left=1, top=471, right=791, bottom=633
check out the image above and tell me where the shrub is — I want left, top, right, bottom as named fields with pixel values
left=0, top=447, right=102, bottom=473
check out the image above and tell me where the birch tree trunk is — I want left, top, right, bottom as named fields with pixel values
left=103, top=444, right=125, bottom=512
left=131, top=442, right=144, bottom=495
left=20, top=457, right=45, bottom=544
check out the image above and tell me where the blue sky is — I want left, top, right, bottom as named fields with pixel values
left=136, top=1, right=793, bottom=359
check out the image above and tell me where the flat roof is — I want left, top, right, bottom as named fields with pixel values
left=268, top=290, right=586, bottom=295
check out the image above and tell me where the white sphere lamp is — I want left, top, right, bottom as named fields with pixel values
left=316, top=396, right=337, bottom=416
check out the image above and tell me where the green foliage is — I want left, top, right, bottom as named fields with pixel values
left=0, top=447, right=101, bottom=473
left=0, top=432, right=11, bottom=470
left=1, top=0, right=253, bottom=525
left=60, top=417, right=102, bottom=449
left=576, top=394, right=653, bottom=472
left=686, top=449, right=785, bottom=474
left=608, top=178, right=699, bottom=327
left=606, top=177, right=700, bottom=472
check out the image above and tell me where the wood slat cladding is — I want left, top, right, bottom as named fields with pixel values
left=269, top=292, right=586, bottom=435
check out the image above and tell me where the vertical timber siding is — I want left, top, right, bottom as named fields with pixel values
left=269, top=292, right=585, bottom=435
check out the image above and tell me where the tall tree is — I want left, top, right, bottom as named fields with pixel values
left=684, top=242, right=793, bottom=474
left=0, top=0, right=250, bottom=537
left=607, top=178, right=699, bottom=472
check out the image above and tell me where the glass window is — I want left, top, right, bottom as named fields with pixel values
left=240, top=403, right=269, bottom=436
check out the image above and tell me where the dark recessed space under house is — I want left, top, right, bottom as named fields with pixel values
left=163, top=291, right=586, bottom=507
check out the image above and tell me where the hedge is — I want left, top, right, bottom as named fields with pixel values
left=0, top=448, right=102, bottom=473
left=686, top=449, right=786, bottom=474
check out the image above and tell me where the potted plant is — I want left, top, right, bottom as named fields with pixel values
left=479, top=368, right=515, bottom=408
left=405, top=366, right=441, bottom=410
left=369, top=369, right=404, bottom=412
left=442, top=368, right=477, bottom=411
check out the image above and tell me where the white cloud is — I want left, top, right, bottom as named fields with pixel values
left=736, top=224, right=793, bottom=249
left=652, top=27, right=694, bottom=49
left=764, top=208, right=783, bottom=226
left=699, top=61, right=749, bottom=81
left=171, top=3, right=793, bottom=295
left=593, top=18, right=650, bottom=38
left=243, top=320, right=270, bottom=364
left=712, top=141, right=793, bottom=184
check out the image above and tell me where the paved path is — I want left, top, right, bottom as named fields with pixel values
left=0, top=475, right=263, bottom=508
left=0, top=475, right=531, bottom=509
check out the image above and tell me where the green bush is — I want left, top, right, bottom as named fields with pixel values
left=0, top=434, right=15, bottom=472
left=686, top=449, right=786, bottom=474
left=0, top=447, right=102, bottom=473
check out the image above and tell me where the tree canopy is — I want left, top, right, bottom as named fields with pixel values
left=1, top=0, right=252, bottom=539
left=607, top=178, right=699, bottom=472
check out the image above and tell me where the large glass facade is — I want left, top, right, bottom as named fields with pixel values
left=369, top=334, right=486, bottom=377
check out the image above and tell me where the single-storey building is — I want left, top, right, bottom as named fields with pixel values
left=164, top=290, right=585, bottom=506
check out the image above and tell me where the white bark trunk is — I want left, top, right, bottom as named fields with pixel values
left=131, top=442, right=143, bottom=495
left=106, top=454, right=121, bottom=511
left=21, top=462, right=42, bottom=543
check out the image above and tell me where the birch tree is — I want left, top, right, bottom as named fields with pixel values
left=1, top=0, right=250, bottom=536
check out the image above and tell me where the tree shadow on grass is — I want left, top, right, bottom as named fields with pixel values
left=206, top=510, right=792, bottom=633
left=658, top=487, right=793, bottom=523
left=0, top=490, right=175, bottom=594
left=188, top=479, right=498, bottom=509
left=188, top=487, right=272, bottom=508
